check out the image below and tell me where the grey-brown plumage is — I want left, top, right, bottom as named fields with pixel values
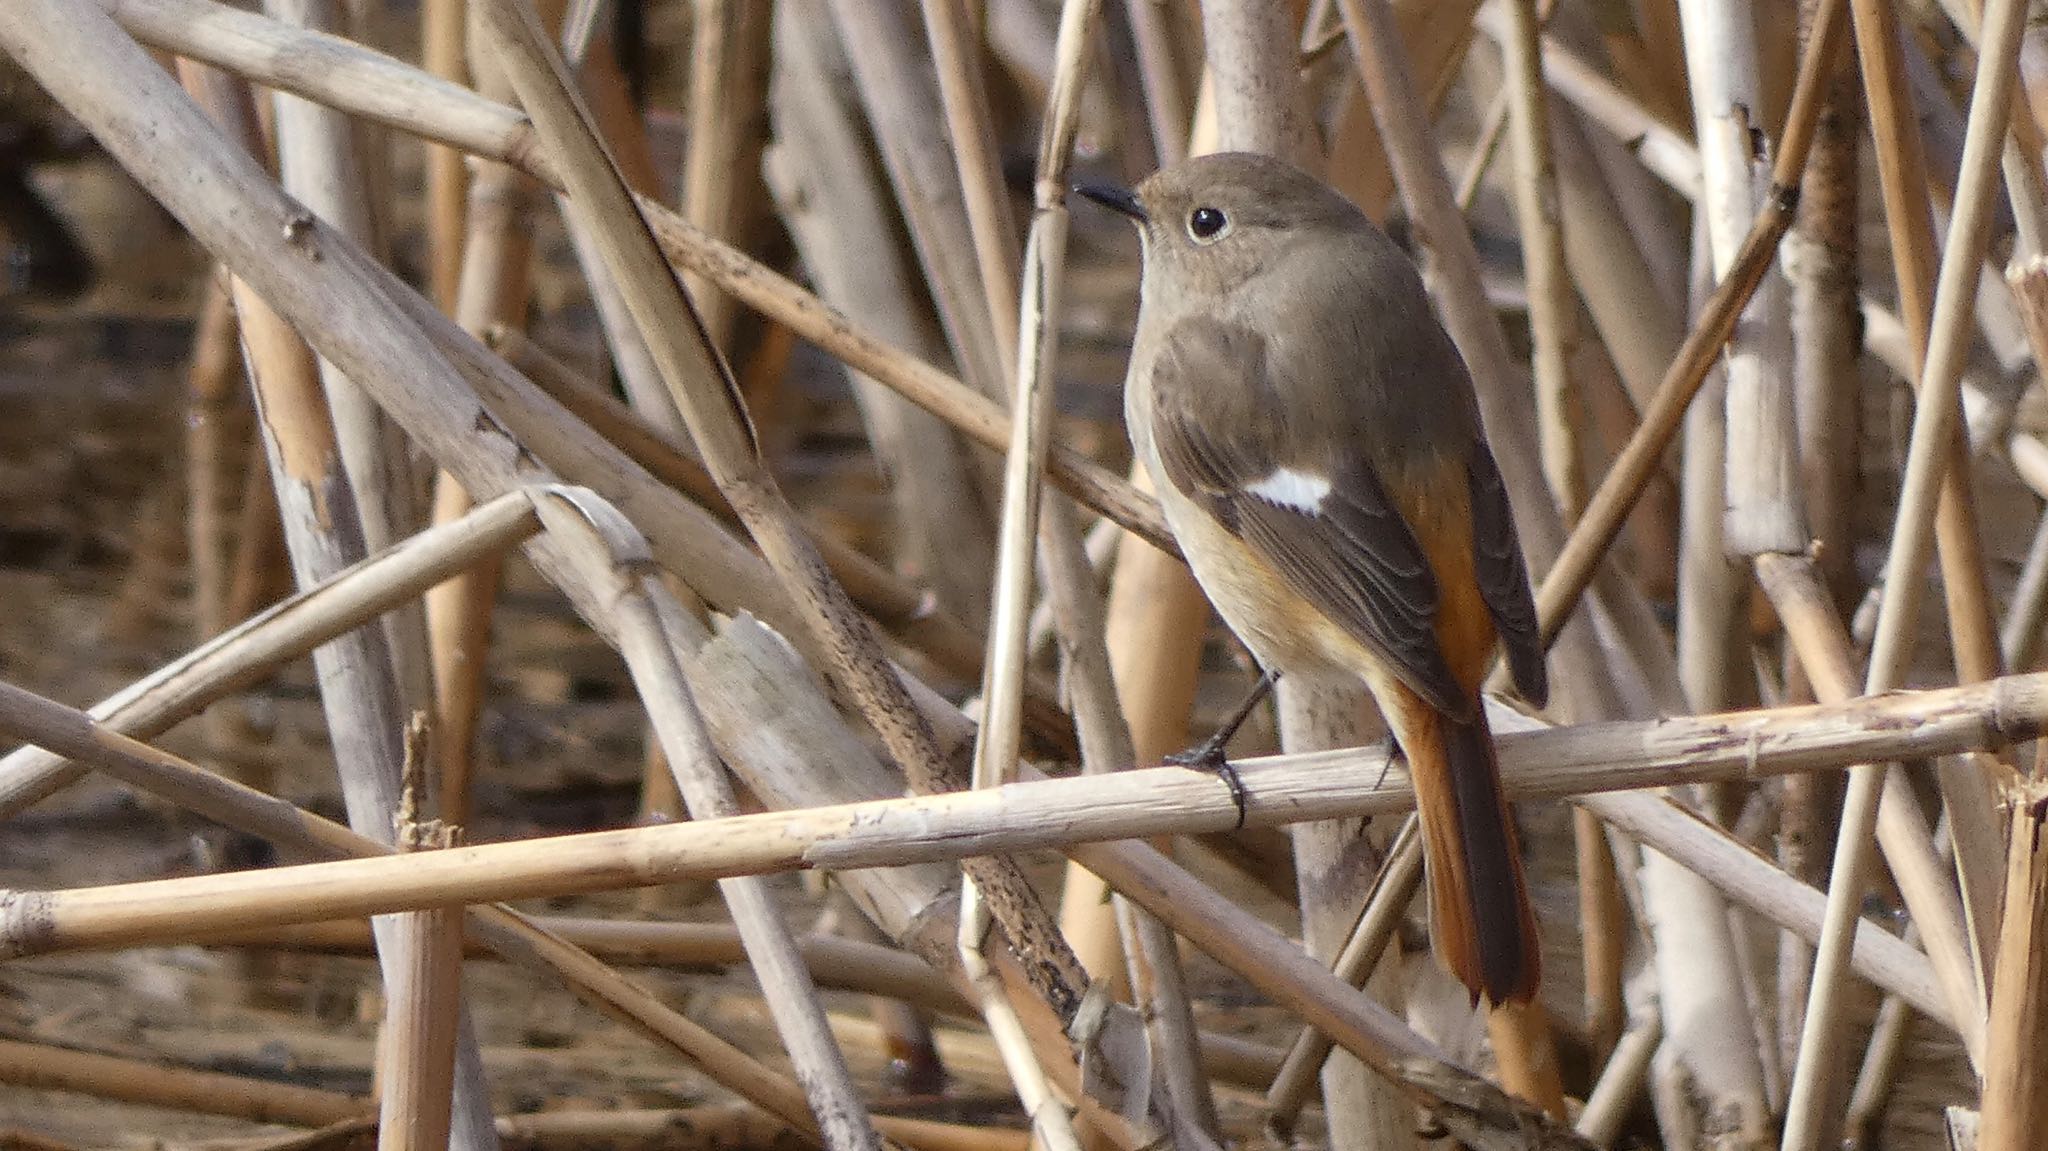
left=1081, top=152, right=1548, bottom=1005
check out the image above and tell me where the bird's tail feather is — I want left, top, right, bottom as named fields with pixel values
left=1400, top=692, right=1541, bottom=1006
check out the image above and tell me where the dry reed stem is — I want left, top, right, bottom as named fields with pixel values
left=469, top=25, right=1088, bottom=1026
left=1262, top=817, right=1422, bottom=1133
left=931, top=0, right=1185, bottom=1141
left=420, top=0, right=465, bottom=311
left=482, top=162, right=880, bottom=1151
left=97, top=0, right=1174, bottom=555
left=679, top=0, right=768, bottom=354
left=821, top=0, right=1004, bottom=410
left=268, top=0, right=432, bottom=718
left=185, top=271, right=245, bottom=642
left=487, top=326, right=1012, bottom=699
left=0, top=667, right=986, bottom=1151
left=1974, top=781, right=2048, bottom=1151
left=177, top=55, right=501, bottom=1151
left=763, top=2, right=997, bottom=620
left=202, top=915, right=970, bottom=1015
left=496, top=1107, right=1028, bottom=1151
left=0, top=1038, right=370, bottom=1128
left=10, top=677, right=2019, bottom=1010
left=1852, top=0, right=2012, bottom=967
left=379, top=733, right=462, bottom=1151
left=1784, top=2, right=2028, bottom=1141
left=1500, top=0, right=1635, bottom=1067
left=1468, top=7, right=1699, bottom=197
left=0, top=491, right=539, bottom=815
left=424, top=28, right=544, bottom=828
left=1502, top=0, right=1584, bottom=524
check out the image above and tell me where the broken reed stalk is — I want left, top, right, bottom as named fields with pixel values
left=379, top=724, right=462, bottom=1151
left=174, top=57, right=501, bottom=1151
left=0, top=1038, right=370, bottom=1129
left=1783, top=1, right=2028, bottom=1141
left=1977, top=782, right=2048, bottom=1151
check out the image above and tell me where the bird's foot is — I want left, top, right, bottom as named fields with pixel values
left=1166, top=735, right=1250, bottom=829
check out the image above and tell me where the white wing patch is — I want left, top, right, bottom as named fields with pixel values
left=1245, top=466, right=1332, bottom=514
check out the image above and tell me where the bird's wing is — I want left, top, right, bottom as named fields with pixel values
left=1467, top=445, right=1547, bottom=707
left=1146, top=317, right=1470, bottom=718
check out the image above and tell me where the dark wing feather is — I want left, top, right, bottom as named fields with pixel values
left=1467, top=446, right=1547, bottom=706
left=1148, top=320, right=1469, bottom=717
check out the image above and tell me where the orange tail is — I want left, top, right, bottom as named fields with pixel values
left=1396, top=690, right=1540, bottom=1006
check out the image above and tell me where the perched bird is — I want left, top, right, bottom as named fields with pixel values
left=1078, top=152, right=1550, bottom=1006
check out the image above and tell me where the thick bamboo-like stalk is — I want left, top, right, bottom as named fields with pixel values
left=97, top=0, right=1174, bottom=555
left=0, top=1038, right=370, bottom=1128
left=1975, top=785, right=2048, bottom=1151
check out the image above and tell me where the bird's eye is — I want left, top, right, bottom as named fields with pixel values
left=1188, top=206, right=1230, bottom=242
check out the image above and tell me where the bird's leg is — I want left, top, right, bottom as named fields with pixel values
left=1164, top=667, right=1280, bottom=829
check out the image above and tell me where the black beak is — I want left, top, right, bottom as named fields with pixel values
left=1073, top=183, right=1147, bottom=223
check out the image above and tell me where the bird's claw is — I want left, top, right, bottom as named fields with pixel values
left=1166, top=737, right=1250, bottom=829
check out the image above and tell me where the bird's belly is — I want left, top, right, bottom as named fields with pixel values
left=1151, top=477, right=1352, bottom=678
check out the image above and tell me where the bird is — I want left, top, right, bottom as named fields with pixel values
left=1076, top=152, right=1550, bottom=1006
